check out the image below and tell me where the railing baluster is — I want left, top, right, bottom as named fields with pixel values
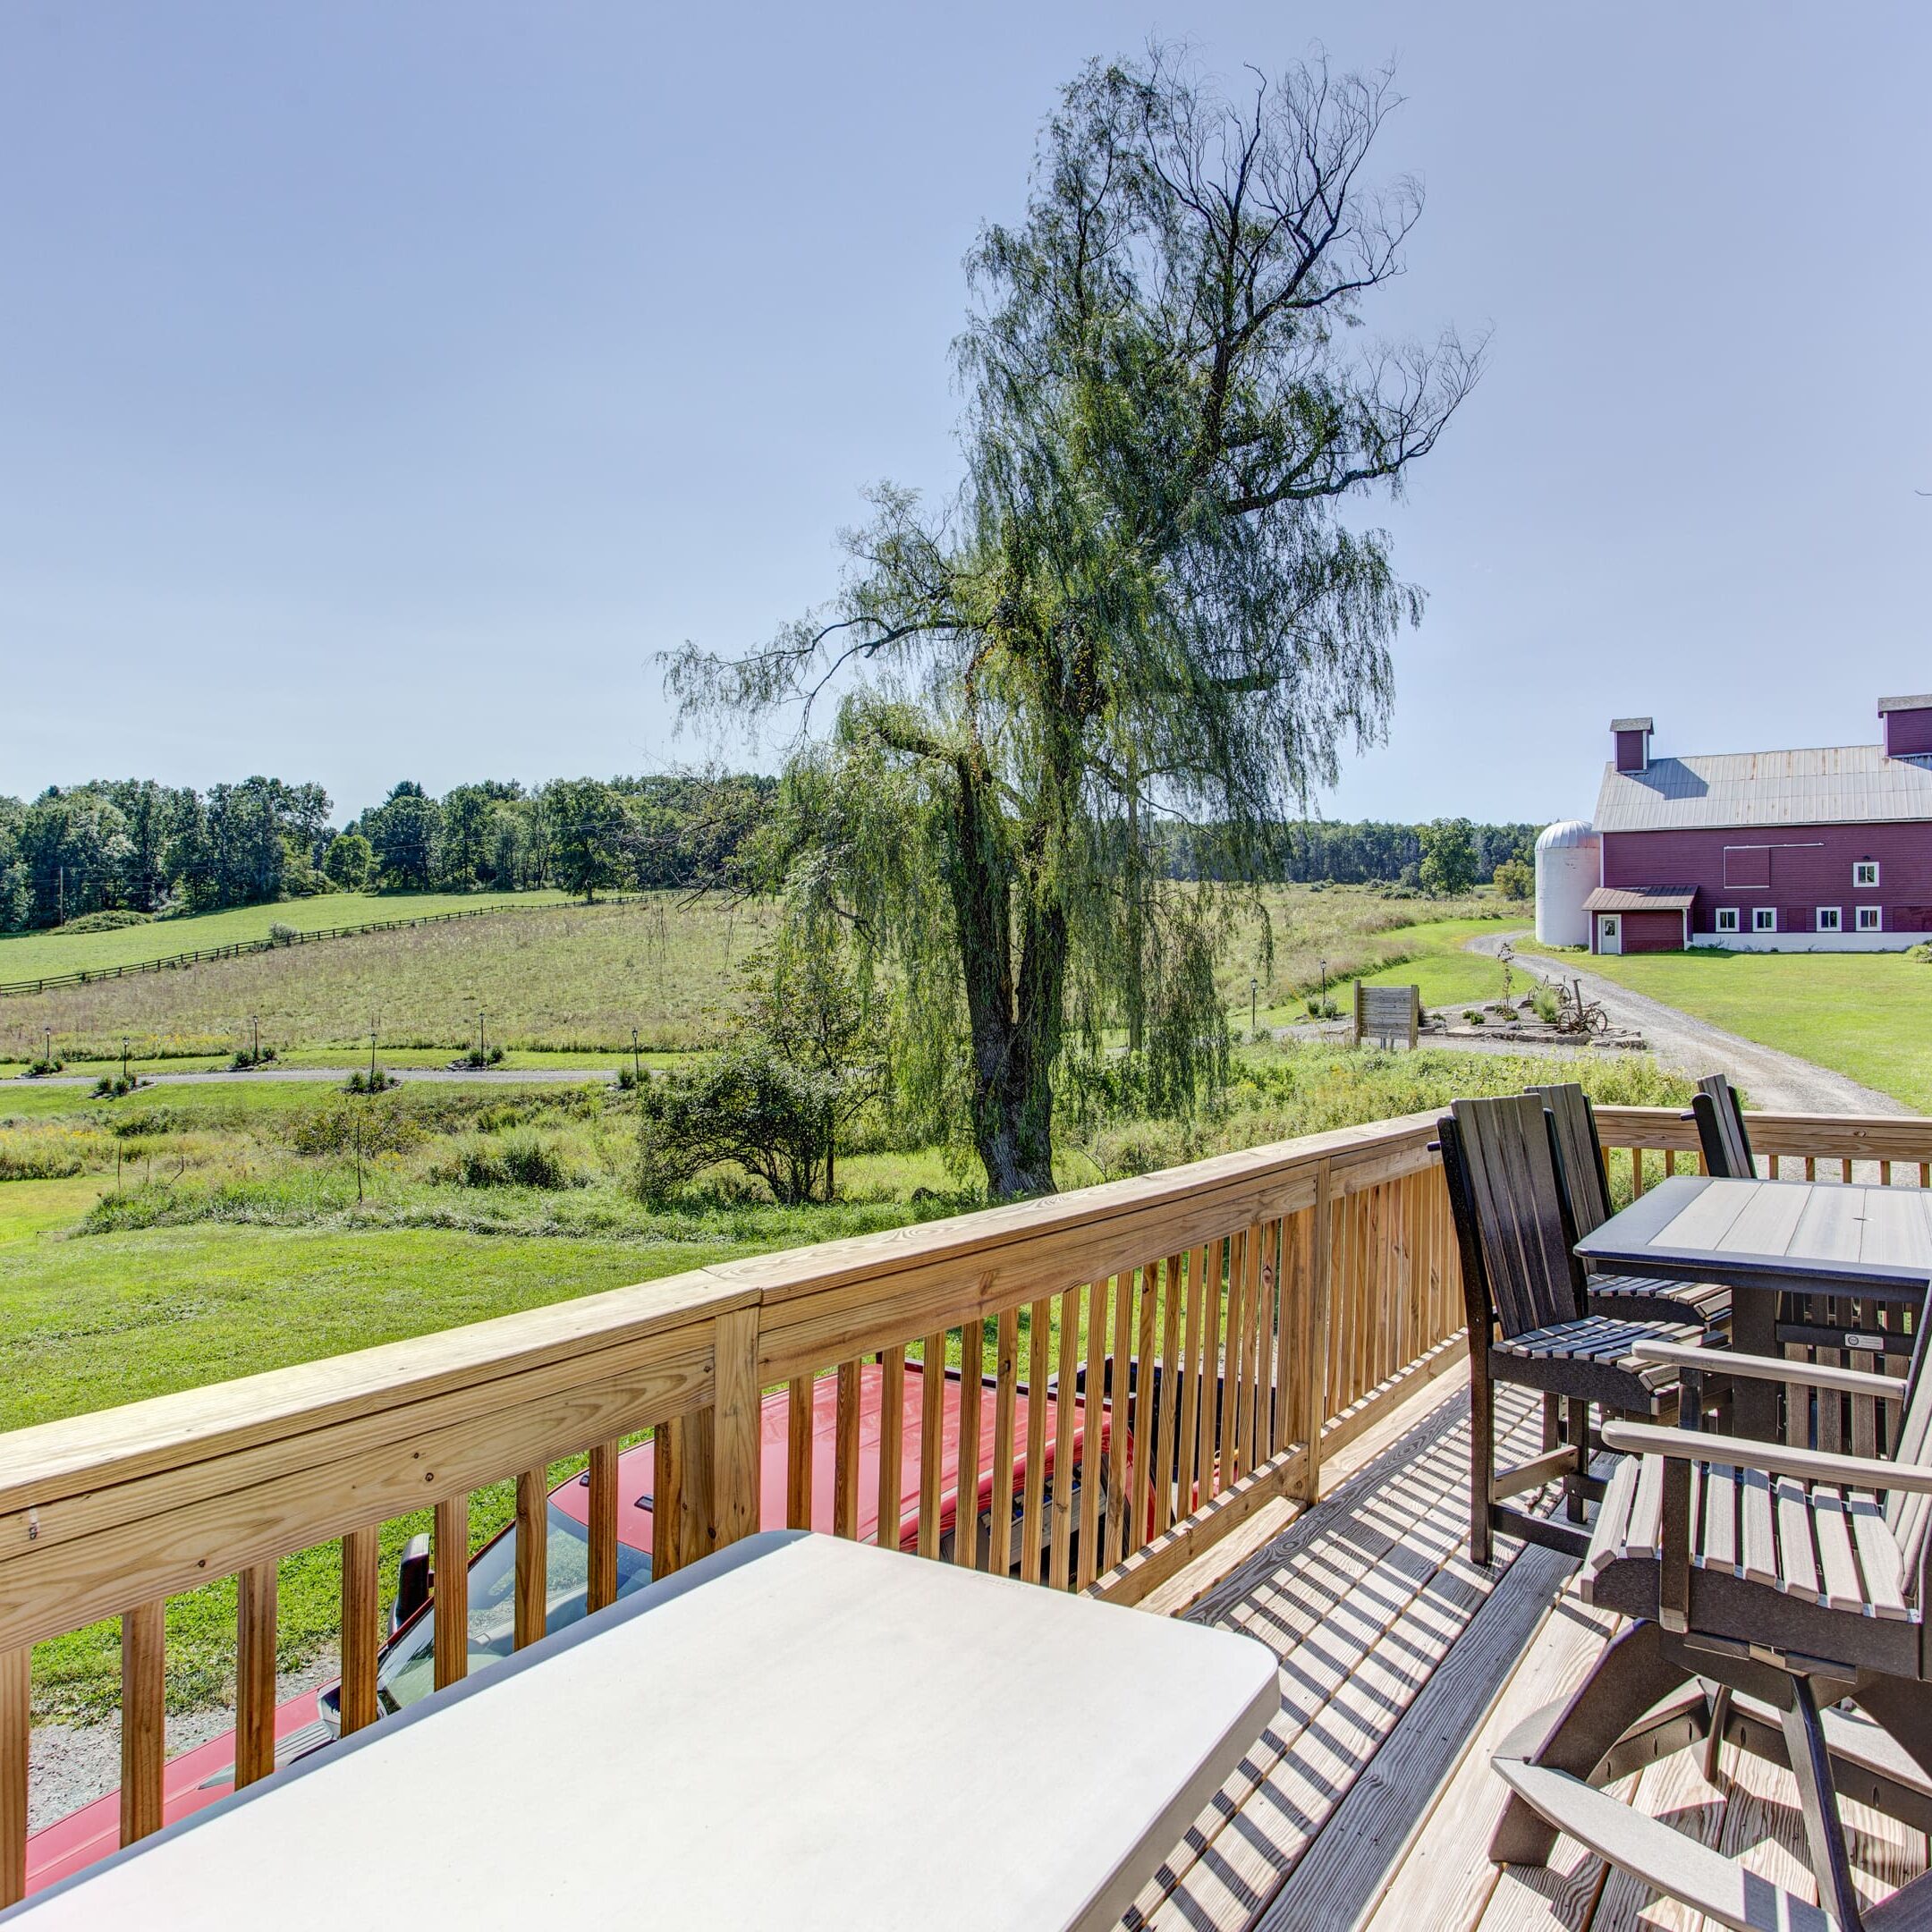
left=434, top=1494, right=470, bottom=1687
left=1106, top=1272, right=1133, bottom=1563
left=1268, top=1219, right=1292, bottom=1455
left=1151, top=1259, right=1182, bottom=1538
left=712, top=1307, right=761, bottom=1551
left=992, top=1306, right=1021, bottom=1574
left=876, top=1344, right=905, bottom=1554
left=1177, top=1246, right=1208, bottom=1504
left=834, top=1359, right=862, bottom=1540
left=1077, top=1277, right=1111, bottom=1590
left=917, top=1334, right=945, bottom=1559
left=1049, top=1288, right=1080, bottom=1589
left=953, top=1322, right=983, bottom=1570
left=786, top=1375, right=816, bottom=1530
left=587, top=1440, right=620, bottom=1613
left=1020, top=1300, right=1052, bottom=1582
left=1195, top=1243, right=1224, bottom=1506
left=653, top=1421, right=685, bottom=1580
left=235, top=1561, right=277, bottom=1788
left=2, top=1645, right=24, bottom=1908
left=120, top=1598, right=165, bottom=1846
left=1130, top=1267, right=1159, bottom=1530
left=1631, top=1147, right=1647, bottom=1198
left=339, top=1526, right=380, bottom=1737
left=1227, top=1233, right=1252, bottom=1483
left=514, top=1468, right=547, bottom=1649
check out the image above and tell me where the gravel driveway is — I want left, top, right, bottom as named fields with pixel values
left=1467, top=930, right=1907, bottom=1116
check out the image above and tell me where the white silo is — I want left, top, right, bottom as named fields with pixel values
left=1534, top=821, right=1599, bottom=948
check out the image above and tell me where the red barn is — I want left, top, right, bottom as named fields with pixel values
left=1579, top=699, right=1932, bottom=954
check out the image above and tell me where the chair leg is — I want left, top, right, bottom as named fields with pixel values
left=1491, top=1620, right=1694, bottom=1865
left=1564, top=1396, right=1589, bottom=1523
left=1783, top=1674, right=1865, bottom=1932
left=1470, top=1358, right=1495, bottom=1567
left=1542, top=1393, right=1560, bottom=1453
left=1701, top=1682, right=1733, bottom=1784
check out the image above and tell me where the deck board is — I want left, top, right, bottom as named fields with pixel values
left=1131, top=1373, right=1929, bottom=1932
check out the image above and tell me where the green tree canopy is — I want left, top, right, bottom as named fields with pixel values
left=674, top=47, right=1478, bottom=1197
left=1418, top=817, right=1479, bottom=897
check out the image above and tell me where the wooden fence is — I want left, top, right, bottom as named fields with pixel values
left=4, top=1102, right=1929, bottom=1903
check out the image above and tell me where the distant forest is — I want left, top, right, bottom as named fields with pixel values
left=0, top=775, right=1538, bottom=934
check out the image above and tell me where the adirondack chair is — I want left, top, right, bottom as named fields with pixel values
left=1529, top=1082, right=1731, bottom=1334
left=1690, top=1072, right=1756, bottom=1180
left=1438, top=1094, right=1703, bottom=1565
left=1692, top=1072, right=1914, bottom=1368
left=1492, top=1328, right=1932, bottom=1931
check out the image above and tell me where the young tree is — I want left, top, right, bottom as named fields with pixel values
left=1418, top=817, right=1478, bottom=897
left=674, top=48, right=1477, bottom=1197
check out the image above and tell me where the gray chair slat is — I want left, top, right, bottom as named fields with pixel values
left=1451, top=1094, right=1581, bottom=1338
left=1528, top=1082, right=1614, bottom=1237
left=1692, top=1072, right=1755, bottom=1180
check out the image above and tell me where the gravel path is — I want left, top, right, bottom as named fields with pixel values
left=1466, top=930, right=1907, bottom=1116
left=27, top=1654, right=340, bottom=1834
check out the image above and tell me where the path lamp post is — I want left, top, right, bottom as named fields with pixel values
left=631, top=1026, right=641, bottom=1086
left=121, top=1038, right=130, bottom=1086
left=1319, top=959, right=1328, bottom=1010
left=1250, top=978, right=1258, bottom=1041
left=250, top=1015, right=259, bottom=1063
left=43, top=1028, right=51, bottom=1067
left=478, top=1009, right=487, bottom=1063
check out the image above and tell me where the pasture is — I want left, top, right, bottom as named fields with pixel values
left=2, top=884, right=1511, bottom=1065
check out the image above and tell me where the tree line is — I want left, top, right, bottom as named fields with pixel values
left=1155, top=818, right=1538, bottom=889
left=0, top=773, right=775, bottom=931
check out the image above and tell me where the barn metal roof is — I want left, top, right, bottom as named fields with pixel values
left=1584, top=886, right=1696, bottom=912
left=1609, top=716, right=1654, bottom=733
left=1593, top=742, right=1932, bottom=834
left=1877, top=695, right=1932, bottom=715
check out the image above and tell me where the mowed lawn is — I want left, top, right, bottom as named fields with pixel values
left=1527, top=944, right=1932, bottom=1112
left=0, top=1173, right=783, bottom=1722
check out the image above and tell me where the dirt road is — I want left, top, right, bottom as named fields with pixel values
left=1467, top=931, right=1906, bottom=1116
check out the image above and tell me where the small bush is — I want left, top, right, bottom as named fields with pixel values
left=267, top=921, right=300, bottom=946
left=22, top=1056, right=64, bottom=1078
left=56, top=909, right=153, bottom=933
left=1909, top=944, right=1932, bottom=964
left=438, top=1130, right=579, bottom=1191
left=344, top=1068, right=400, bottom=1094
left=451, top=1045, right=505, bottom=1069
left=1462, top=1008, right=1485, bottom=1026
left=92, top=1073, right=146, bottom=1097
left=1530, top=980, right=1563, bottom=1024
left=229, top=1046, right=278, bottom=1071
left=287, top=1101, right=424, bottom=1157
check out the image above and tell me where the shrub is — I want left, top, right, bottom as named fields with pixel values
left=267, top=921, right=300, bottom=946
left=287, top=1101, right=424, bottom=1157
left=1530, top=980, right=1563, bottom=1024
left=92, top=1073, right=145, bottom=1097
left=637, top=1038, right=845, bottom=1204
left=23, top=1055, right=64, bottom=1078
left=1462, top=1008, right=1485, bottom=1026
left=56, top=908, right=153, bottom=933
left=1909, top=944, right=1932, bottom=964
left=344, top=1068, right=399, bottom=1094
left=440, top=1130, right=579, bottom=1191
left=229, top=1045, right=278, bottom=1071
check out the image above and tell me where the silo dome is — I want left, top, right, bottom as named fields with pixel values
left=1534, top=820, right=1599, bottom=948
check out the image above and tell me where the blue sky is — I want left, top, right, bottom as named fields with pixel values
left=3, top=2, right=1928, bottom=826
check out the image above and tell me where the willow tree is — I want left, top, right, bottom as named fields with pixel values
left=673, top=48, right=1479, bottom=1199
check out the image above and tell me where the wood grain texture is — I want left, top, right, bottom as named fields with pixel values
left=514, top=1467, right=547, bottom=1650
left=0, top=1646, right=22, bottom=1908
left=917, top=1335, right=945, bottom=1561
left=834, top=1359, right=862, bottom=1541
left=235, top=1561, right=277, bottom=1789
left=586, top=1440, right=619, bottom=1613
left=875, top=1346, right=905, bottom=1555
left=433, top=1493, right=469, bottom=1688
left=338, top=1525, right=380, bottom=1736
left=119, top=1598, right=165, bottom=1846
left=785, top=1374, right=815, bottom=1532
left=710, top=1307, right=761, bottom=1549
left=953, top=1323, right=983, bottom=1570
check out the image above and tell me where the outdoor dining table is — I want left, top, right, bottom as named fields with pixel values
left=7, top=1530, right=1277, bottom=1931
left=1574, top=1173, right=1932, bottom=1438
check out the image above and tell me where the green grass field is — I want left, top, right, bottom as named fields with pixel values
left=1522, top=941, right=1932, bottom=1113
left=0, top=889, right=576, bottom=981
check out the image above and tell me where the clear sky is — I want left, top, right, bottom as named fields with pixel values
left=3, top=2, right=1928, bottom=827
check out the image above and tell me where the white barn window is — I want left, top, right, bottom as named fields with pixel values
left=1753, top=907, right=1777, bottom=932
left=1817, top=907, right=1842, bottom=932
left=1858, top=905, right=1883, bottom=932
left=1854, top=860, right=1880, bottom=888
left=1715, top=907, right=1739, bottom=933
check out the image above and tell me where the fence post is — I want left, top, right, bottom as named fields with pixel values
left=1289, top=1158, right=1334, bottom=1503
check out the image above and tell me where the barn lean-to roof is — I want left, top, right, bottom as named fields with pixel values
left=1593, top=741, right=1932, bottom=834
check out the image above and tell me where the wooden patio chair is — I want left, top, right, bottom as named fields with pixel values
left=1690, top=1071, right=1756, bottom=1180
left=1529, top=1082, right=1731, bottom=1335
left=1491, top=1330, right=1932, bottom=1930
left=1692, top=1072, right=1915, bottom=1370
left=1438, top=1094, right=1704, bottom=1566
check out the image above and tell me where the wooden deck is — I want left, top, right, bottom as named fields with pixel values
left=1131, top=1375, right=1929, bottom=1932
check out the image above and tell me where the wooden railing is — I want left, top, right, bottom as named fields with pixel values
left=1593, top=1106, right=1932, bottom=1196
left=4, top=1102, right=1927, bottom=1904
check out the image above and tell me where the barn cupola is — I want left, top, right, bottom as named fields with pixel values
left=1878, top=694, right=1932, bottom=759
left=1611, top=716, right=1654, bottom=775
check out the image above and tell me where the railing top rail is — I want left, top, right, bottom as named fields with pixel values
left=1594, top=1103, right=1932, bottom=1160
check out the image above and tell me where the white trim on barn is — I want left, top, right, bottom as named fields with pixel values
left=1690, top=928, right=1920, bottom=953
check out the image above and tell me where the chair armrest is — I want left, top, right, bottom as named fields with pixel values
left=1629, top=1342, right=1900, bottom=1399
left=1601, top=1420, right=1932, bottom=1493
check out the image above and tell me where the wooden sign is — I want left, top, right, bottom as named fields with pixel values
left=1353, top=982, right=1420, bottom=1049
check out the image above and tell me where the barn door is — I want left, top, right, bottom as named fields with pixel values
left=1597, top=913, right=1623, bottom=955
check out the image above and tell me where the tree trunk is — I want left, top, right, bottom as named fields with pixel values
left=945, top=758, right=1062, bottom=1200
